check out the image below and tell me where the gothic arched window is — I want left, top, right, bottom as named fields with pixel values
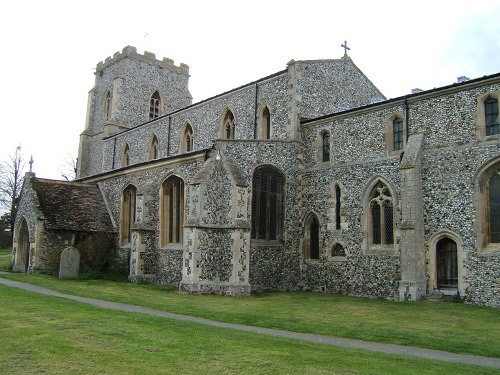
left=251, top=166, right=285, bottom=241
left=223, top=110, right=235, bottom=139
left=184, top=124, right=194, bottom=152
left=393, top=118, right=404, bottom=150
left=322, top=132, right=330, bottom=162
left=121, top=144, right=130, bottom=167
left=485, top=98, right=499, bottom=136
left=104, top=91, right=111, bottom=121
left=304, top=213, right=320, bottom=260
left=149, top=91, right=161, bottom=120
left=149, top=135, right=159, bottom=160
left=369, top=182, right=394, bottom=245
left=489, top=172, right=500, bottom=243
left=261, top=106, right=271, bottom=140
left=160, top=176, right=185, bottom=246
left=121, top=184, right=137, bottom=245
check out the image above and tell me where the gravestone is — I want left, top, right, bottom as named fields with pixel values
left=59, top=246, right=80, bottom=280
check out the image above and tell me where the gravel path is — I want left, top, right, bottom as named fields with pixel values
left=1, top=275, right=499, bottom=369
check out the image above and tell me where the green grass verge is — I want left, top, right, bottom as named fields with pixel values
left=0, top=246, right=12, bottom=271
left=0, top=285, right=497, bottom=375
left=2, top=273, right=499, bottom=359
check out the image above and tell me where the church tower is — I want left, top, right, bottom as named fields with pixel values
left=77, top=46, right=192, bottom=178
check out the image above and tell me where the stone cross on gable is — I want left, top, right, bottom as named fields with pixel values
left=29, top=155, right=34, bottom=172
left=341, top=40, right=350, bottom=56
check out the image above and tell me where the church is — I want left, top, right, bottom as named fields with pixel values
left=12, top=45, right=500, bottom=307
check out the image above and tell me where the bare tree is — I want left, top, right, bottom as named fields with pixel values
left=60, top=151, right=78, bottom=181
left=0, top=145, right=25, bottom=236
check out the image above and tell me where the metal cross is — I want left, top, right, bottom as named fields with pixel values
left=29, top=155, right=34, bottom=172
left=341, top=40, right=350, bottom=56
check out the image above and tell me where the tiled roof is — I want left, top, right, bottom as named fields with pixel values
left=31, top=178, right=114, bottom=232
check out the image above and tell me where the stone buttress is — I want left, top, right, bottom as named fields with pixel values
left=180, top=152, right=251, bottom=295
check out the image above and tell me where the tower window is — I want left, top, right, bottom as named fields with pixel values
left=149, top=91, right=161, bottom=120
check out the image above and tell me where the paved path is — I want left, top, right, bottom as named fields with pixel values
left=1, top=275, right=499, bottom=369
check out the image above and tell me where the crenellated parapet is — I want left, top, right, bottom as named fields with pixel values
left=96, top=45, right=189, bottom=76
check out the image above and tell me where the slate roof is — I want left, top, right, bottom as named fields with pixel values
left=30, top=178, right=114, bottom=232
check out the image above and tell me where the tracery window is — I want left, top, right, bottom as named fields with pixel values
left=160, top=176, right=185, bottom=246
left=121, top=184, right=137, bottom=245
left=369, top=182, right=394, bottom=245
left=485, top=98, right=499, bottom=136
left=149, top=91, right=161, bottom=120
left=251, top=166, right=285, bottom=241
left=149, top=135, right=159, bottom=160
left=393, top=118, right=404, bottom=151
left=489, top=172, right=500, bottom=243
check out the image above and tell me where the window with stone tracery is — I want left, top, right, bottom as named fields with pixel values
left=160, top=176, right=184, bottom=246
left=183, top=124, right=194, bottom=152
left=369, top=182, right=394, bottom=245
left=251, top=166, right=284, bottom=241
left=488, top=172, right=500, bottom=243
left=149, top=91, right=161, bottom=120
left=121, top=184, right=137, bottom=245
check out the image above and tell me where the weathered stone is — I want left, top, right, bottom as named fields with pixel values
left=59, top=247, right=80, bottom=280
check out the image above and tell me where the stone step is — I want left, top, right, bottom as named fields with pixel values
left=428, top=291, right=444, bottom=302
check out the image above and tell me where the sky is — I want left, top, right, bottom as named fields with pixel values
left=1, top=0, right=499, bottom=180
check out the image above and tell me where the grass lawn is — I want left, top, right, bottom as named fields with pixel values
left=0, top=246, right=12, bottom=271
left=0, top=285, right=497, bottom=375
left=2, top=273, right=499, bottom=359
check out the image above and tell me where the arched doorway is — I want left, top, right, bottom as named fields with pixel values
left=17, top=218, right=30, bottom=272
left=436, top=237, right=458, bottom=290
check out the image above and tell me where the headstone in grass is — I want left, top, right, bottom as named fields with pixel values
left=59, top=247, right=80, bottom=280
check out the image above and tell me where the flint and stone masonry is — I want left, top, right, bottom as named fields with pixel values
left=13, top=45, right=500, bottom=307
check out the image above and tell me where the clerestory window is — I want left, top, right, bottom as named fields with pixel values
left=485, top=98, right=499, bottom=136
left=393, top=118, right=404, bottom=151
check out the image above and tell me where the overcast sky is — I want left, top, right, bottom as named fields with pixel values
left=1, top=0, right=499, bottom=180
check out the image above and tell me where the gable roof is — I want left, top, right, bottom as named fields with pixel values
left=30, top=178, right=114, bottom=232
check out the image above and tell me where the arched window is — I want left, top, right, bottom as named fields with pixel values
left=160, top=176, right=185, bottom=246
left=322, top=132, right=330, bottom=162
left=335, top=184, right=341, bottom=230
left=485, top=98, right=499, bottom=136
left=304, top=213, right=320, bottom=260
left=261, top=106, right=271, bottom=140
left=393, top=118, right=404, bottom=150
left=149, top=91, right=161, bottom=120
left=489, top=172, right=500, bottom=243
left=121, top=184, right=137, bottom=245
left=104, top=91, right=111, bottom=121
left=332, top=243, right=346, bottom=257
left=251, top=165, right=285, bottom=241
left=436, top=237, right=458, bottom=289
left=121, top=144, right=130, bottom=167
left=149, top=135, right=159, bottom=160
left=369, top=182, right=394, bottom=246
left=184, top=124, right=194, bottom=152
left=223, top=110, right=235, bottom=139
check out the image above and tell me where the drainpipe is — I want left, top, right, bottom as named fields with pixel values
left=253, top=82, right=258, bottom=139
left=111, top=137, right=116, bottom=169
left=404, top=97, right=409, bottom=142
left=167, top=115, right=171, bottom=156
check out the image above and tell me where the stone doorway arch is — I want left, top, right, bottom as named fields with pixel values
left=16, top=218, right=30, bottom=272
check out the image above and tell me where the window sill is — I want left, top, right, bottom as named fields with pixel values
left=364, top=245, right=397, bottom=256
left=479, top=243, right=500, bottom=256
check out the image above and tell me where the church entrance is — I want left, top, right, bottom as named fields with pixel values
left=18, top=218, right=30, bottom=272
left=436, top=237, right=458, bottom=289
